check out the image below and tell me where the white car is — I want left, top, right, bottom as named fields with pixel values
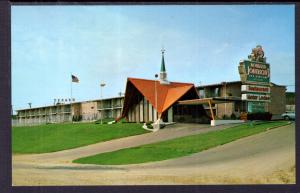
left=281, top=112, right=295, bottom=120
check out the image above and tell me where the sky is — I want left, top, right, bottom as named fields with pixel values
left=12, top=5, right=295, bottom=112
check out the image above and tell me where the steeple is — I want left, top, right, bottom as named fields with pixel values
left=159, top=47, right=170, bottom=84
left=161, top=49, right=166, bottom=72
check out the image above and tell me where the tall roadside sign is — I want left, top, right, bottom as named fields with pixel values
left=238, top=45, right=271, bottom=113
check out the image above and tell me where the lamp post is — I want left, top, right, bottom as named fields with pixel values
left=100, top=82, right=106, bottom=124
left=155, top=74, right=158, bottom=122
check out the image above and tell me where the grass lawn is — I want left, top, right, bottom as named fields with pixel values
left=12, top=122, right=147, bottom=154
left=73, top=121, right=290, bottom=165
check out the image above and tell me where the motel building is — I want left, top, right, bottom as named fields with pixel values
left=15, top=97, right=124, bottom=126
left=15, top=46, right=286, bottom=127
left=196, top=81, right=286, bottom=120
left=119, top=47, right=285, bottom=127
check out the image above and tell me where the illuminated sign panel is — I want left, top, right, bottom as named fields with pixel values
left=241, top=85, right=270, bottom=93
left=247, top=102, right=265, bottom=113
left=245, top=60, right=270, bottom=83
left=241, top=94, right=270, bottom=102
left=238, top=45, right=271, bottom=113
left=239, top=60, right=270, bottom=84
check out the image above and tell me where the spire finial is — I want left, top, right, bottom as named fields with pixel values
left=159, top=47, right=169, bottom=84
left=160, top=47, right=166, bottom=72
left=161, top=46, right=165, bottom=55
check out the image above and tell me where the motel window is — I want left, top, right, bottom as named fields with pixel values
left=238, top=101, right=247, bottom=112
left=241, top=101, right=248, bottom=112
left=214, top=87, right=220, bottom=97
left=199, top=89, right=205, bottom=98
left=234, top=102, right=240, bottom=112
left=235, top=101, right=248, bottom=112
left=206, top=88, right=213, bottom=98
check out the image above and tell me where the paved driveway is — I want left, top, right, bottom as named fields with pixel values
left=12, top=123, right=295, bottom=185
left=13, top=123, right=233, bottom=165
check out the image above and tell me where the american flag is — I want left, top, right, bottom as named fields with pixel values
left=71, top=74, right=79, bottom=83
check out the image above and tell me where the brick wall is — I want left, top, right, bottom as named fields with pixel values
left=269, top=86, right=286, bottom=115
left=80, top=101, right=98, bottom=121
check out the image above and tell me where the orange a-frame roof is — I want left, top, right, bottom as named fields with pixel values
left=122, top=77, right=199, bottom=116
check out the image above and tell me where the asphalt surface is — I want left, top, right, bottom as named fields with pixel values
left=12, top=123, right=295, bottom=185
left=13, top=123, right=232, bottom=165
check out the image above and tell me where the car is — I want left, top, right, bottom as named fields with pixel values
left=281, top=112, right=295, bottom=120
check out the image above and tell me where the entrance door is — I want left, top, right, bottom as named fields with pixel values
left=173, top=104, right=210, bottom=123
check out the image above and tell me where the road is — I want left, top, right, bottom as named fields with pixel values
left=12, top=123, right=295, bottom=185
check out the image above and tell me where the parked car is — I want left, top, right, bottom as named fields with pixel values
left=281, top=112, right=295, bottom=120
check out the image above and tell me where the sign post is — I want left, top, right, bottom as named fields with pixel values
left=238, top=45, right=271, bottom=114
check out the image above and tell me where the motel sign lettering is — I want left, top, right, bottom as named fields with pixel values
left=241, top=85, right=270, bottom=93
left=241, top=94, right=270, bottom=102
left=247, top=62, right=270, bottom=77
left=248, top=65, right=269, bottom=76
left=242, top=60, right=270, bottom=84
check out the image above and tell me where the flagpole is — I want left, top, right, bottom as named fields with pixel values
left=70, top=73, right=73, bottom=123
left=71, top=74, right=73, bottom=102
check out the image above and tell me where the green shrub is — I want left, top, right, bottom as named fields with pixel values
left=146, top=121, right=153, bottom=125
left=222, top=115, right=230, bottom=120
left=178, top=117, right=185, bottom=122
left=199, top=116, right=211, bottom=124
left=247, top=112, right=272, bottom=120
left=230, top=113, right=237, bottom=120
left=146, top=124, right=153, bottom=129
left=145, top=121, right=153, bottom=129
left=72, top=115, right=82, bottom=122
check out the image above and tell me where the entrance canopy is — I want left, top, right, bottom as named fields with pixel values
left=178, top=97, right=241, bottom=105
left=177, top=97, right=241, bottom=120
